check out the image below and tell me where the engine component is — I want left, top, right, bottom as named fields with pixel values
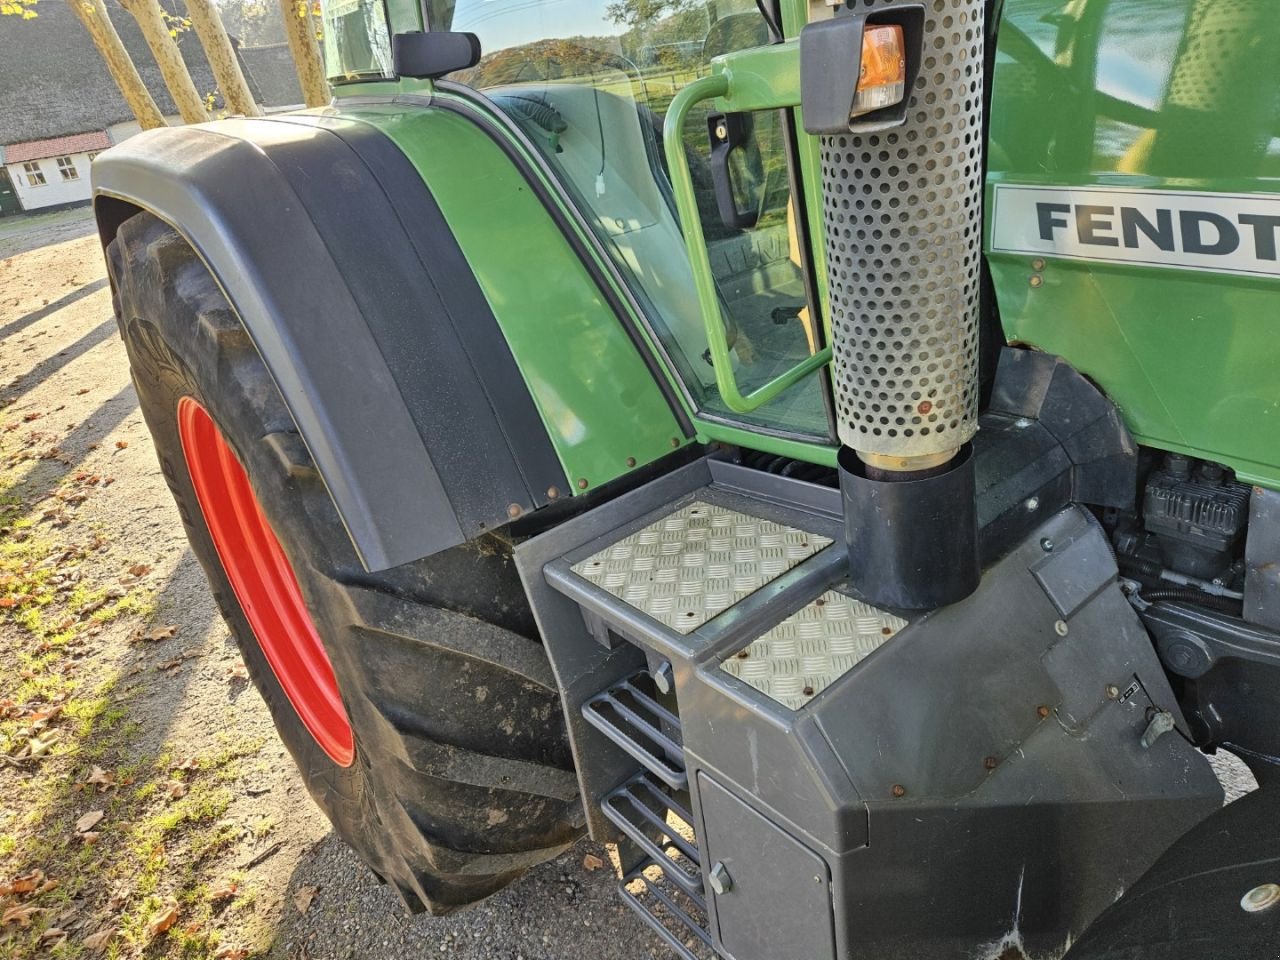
left=1245, top=486, right=1280, bottom=632
left=1143, top=453, right=1251, bottom=579
left=1143, top=599, right=1280, bottom=786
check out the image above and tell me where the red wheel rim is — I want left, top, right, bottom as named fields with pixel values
left=177, top=397, right=354, bottom=766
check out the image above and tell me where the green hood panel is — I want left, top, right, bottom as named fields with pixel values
left=987, top=0, right=1280, bottom=490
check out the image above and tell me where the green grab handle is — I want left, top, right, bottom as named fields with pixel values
left=662, top=72, right=830, bottom=414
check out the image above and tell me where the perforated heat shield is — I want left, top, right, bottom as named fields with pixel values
left=821, top=0, right=985, bottom=458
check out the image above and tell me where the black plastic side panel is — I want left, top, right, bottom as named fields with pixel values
left=93, top=119, right=565, bottom=571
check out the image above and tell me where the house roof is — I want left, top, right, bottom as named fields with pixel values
left=0, top=0, right=222, bottom=146
left=5, top=131, right=112, bottom=164
left=0, top=0, right=304, bottom=149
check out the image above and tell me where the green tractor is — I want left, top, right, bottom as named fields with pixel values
left=92, top=0, right=1279, bottom=956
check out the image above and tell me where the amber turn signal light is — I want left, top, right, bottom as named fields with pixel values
left=852, top=24, right=907, bottom=117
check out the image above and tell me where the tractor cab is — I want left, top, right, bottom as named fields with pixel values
left=415, top=0, right=832, bottom=440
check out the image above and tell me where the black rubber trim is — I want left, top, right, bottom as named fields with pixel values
left=93, top=119, right=563, bottom=571
left=252, top=114, right=565, bottom=509
left=431, top=83, right=696, bottom=438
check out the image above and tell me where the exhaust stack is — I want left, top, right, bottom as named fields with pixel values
left=804, top=0, right=985, bottom=609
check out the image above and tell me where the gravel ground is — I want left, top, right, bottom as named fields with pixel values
left=0, top=208, right=1257, bottom=959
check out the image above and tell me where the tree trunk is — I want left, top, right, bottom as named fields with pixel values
left=119, top=0, right=209, bottom=124
left=278, top=0, right=329, bottom=108
left=63, top=0, right=167, bottom=130
left=183, top=0, right=262, bottom=117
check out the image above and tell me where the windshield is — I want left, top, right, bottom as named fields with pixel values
left=426, top=0, right=832, bottom=440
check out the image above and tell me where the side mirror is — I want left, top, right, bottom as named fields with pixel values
left=393, top=31, right=481, bottom=80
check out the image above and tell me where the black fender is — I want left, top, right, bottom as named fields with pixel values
left=93, top=115, right=566, bottom=571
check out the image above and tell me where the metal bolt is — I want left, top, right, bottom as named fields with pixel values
left=802, top=685, right=815, bottom=697
left=708, top=862, right=733, bottom=895
left=652, top=661, right=674, bottom=695
left=917, top=400, right=933, bottom=415
left=1026, top=496, right=1040, bottom=512
left=626, top=456, right=637, bottom=468
left=715, top=123, right=729, bottom=141
left=984, top=756, right=998, bottom=770
left=1106, top=684, right=1120, bottom=699
left=1241, top=883, right=1280, bottom=914
left=546, top=486, right=560, bottom=500
left=577, top=478, right=589, bottom=490
left=1054, top=619, right=1069, bottom=637
left=891, top=784, right=906, bottom=798
left=1037, top=705, right=1051, bottom=719
left=1031, top=258, right=1046, bottom=271
left=506, top=503, right=522, bottom=520
left=670, top=437, right=681, bottom=448
left=1040, top=537, right=1054, bottom=552
left=1014, top=417, right=1033, bottom=428
left=1029, top=275, right=1043, bottom=288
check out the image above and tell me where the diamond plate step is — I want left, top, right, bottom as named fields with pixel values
left=572, top=500, right=832, bottom=634
left=603, top=773, right=703, bottom=897
left=721, top=590, right=907, bottom=710
left=582, top=673, right=687, bottom=790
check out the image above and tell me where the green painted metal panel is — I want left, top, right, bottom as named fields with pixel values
left=988, top=0, right=1280, bottom=489
left=333, top=103, right=689, bottom=492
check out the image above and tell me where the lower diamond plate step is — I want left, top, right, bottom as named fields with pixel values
left=721, top=590, right=907, bottom=710
left=572, top=500, right=831, bottom=634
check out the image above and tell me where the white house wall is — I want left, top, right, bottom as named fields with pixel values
left=9, top=151, right=94, bottom=211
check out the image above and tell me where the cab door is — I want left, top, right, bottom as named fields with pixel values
left=431, top=0, right=835, bottom=443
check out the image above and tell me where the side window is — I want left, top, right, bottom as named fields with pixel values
left=431, top=0, right=829, bottom=438
left=22, top=162, right=46, bottom=188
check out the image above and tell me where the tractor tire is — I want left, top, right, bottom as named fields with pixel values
left=106, top=212, right=583, bottom=914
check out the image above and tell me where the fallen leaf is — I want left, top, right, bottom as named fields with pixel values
left=216, top=949, right=249, bottom=960
left=22, top=412, right=40, bottom=422
left=128, top=564, right=151, bottom=578
left=75, top=809, right=104, bottom=833
left=208, top=881, right=239, bottom=902
left=1, top=905, right=41, bottom=927
left=225, top=662, right=248, bottom=682
left=132, top=624, right=177, bottom=643
left=147, top=899, right=179, bottom=937
left=27, top=730, right=61, bottom=757
left=85, top=766, right=116, bottom=792
left=1, top=869, right=44, bottom=895
left=293, top=885, right=318, bottom=914
left=0, top=597, right=15, bottom=608
left=80, top=831, right=101, bottom=845
left=114, top=440, right=128, bottom=450
left=40, top=927, right=66, bottom=944
left=173, top=757, right=200, bottom=772
left=83, top=928, right=114, bottom=953
left=162, top=780, right=188, bottom=801
left=582, top=853, right=604, bottom=872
